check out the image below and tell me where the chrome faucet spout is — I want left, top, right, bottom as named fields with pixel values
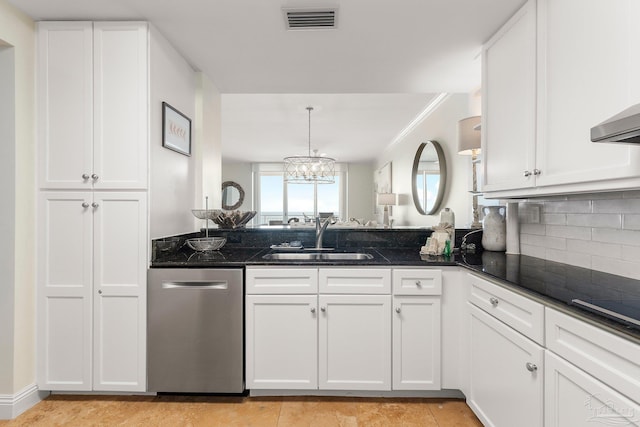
left=315, top=216, right=332, bottom=249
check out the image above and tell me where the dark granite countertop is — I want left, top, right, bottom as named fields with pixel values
left=458, top=252, right=640, bottom=342
left=150, top=229, right=640, bottom=341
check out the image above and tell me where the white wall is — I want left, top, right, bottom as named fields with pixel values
left=196, top=73, right=222, bottom=217
left=375, top=94, right=473, bottom=228
left=149, top=25, right=197, bottom=239
left=0, top=0, right=36, bottom=396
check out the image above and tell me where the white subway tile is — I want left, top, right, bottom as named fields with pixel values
left=521, top=223, right=546, bottom=235
left=521, top=234, right=566, bottom=250
left=623, top=190, right=640, bottom=199
left=542, top=200, right=591, bottom=214
left=541, top=213, right=566, bottom=225
left=566, top=213, right=621, bottom=229
left=592, top=228, right=640, bottom=246
left=621, top=245, right=640, bottom=262
left=545, top=248, right=567, bottom=264
left=521, top=244, right=546, bottom=259
left=567, top=192, right=619, bottom=201
left=623, top=214, right=640, bottom=231
left=593, top=198, right=640, bottom=214
left=546, top=225, right=592, bottom=240
left=591, top=256, right=640, bottom=280
left=564, top=251, right=592, bottom=269
left=566, top=239, right=622, bottom=258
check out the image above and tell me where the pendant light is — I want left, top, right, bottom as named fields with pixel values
left=284, top=106, right=336, bottom=184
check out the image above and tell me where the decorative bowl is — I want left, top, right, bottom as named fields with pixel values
left=211, top=210, right=257, bottom=229
left=186, top=237, right=226, bottom=251
left=191, top=209, right=223, bottom=220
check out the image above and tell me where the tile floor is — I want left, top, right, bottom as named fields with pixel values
left=0, top=395, right=483, bottom=426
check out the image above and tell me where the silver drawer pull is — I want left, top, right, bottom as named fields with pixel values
left=415, top=280, right=422, bottom=287
left=310, top=307, right=316, bottom=314
left=320, top=306, right=326, bottom=312
left=162, top=281, right=228, bottom=289
left=82, top=202, right=90, bottom=208
left=82, top=173, right=90, bottom=180
left=395, top=307, right=401, bottom=314
left=526, top=362, right=537, bottom=372
left=489, top=297, right=499, bottom=307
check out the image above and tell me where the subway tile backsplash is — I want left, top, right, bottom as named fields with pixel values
left=518, top=191, right=640, bottom=280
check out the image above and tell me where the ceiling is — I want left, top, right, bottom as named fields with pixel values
left=9, top=0, right=526, bottom=162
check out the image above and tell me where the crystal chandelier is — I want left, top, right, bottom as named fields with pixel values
left=284, top=107, right=336, bottom=184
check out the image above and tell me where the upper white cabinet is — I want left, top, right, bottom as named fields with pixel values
left=38, top=22, right=148, bottom=190
left=483, top=0, right=640, bottom=197
left=482, top=0, right=537, bottom=193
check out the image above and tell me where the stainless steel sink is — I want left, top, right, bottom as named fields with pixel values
left=263, top=252, right=374, bottom=261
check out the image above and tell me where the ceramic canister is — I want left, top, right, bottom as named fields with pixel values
left=482, top=206, right=506, bottom=252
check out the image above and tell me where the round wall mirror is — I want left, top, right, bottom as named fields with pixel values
left=412, top=141, right=446, bottom=215
left=221, top=181, right=245, bottom=210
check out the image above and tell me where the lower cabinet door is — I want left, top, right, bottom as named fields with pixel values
left=545, top=351, right=640, bottom=427
left=318, top=295, right=391, bottom=390
left=468, top=303, right=543, bottom=427
left=92, top=192, right=147, bottom=391
left=246, top=295, right=318, bottom=389
left=392, top=296, right=441, bottom=390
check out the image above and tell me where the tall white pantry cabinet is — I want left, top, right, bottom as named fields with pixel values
left=37, top=22, right=148, bottom=392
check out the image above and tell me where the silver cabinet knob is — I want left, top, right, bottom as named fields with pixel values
left=526, top=362, right=538, bottom=372
left=98, top=290, right=103, bottom=295
left=82, top=202, right=90, bottom=208
left=523, top=170, right=532, bottom=177
left=415, top=280, right=422, bottom=287
left=395, top=307, right=401, bottom=313
left=82, top=173, right=90, bottom=180
left=489, top=297, right=499, bottom=307
left=533, top=169, right=541, bottom=176
left=91, top=202, right=99, bottom=208
left=310, top=307, right=316, bottom=314
left=320, top=306, right=326, bottom=312
left=91, top=173, right=99, bottom=180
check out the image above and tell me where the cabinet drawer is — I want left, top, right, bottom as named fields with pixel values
left=392, top=269, right=442, bottom=295
left=468, top=273, right=544, bottom=345
left=319, top=268, right=391, bottom=294
left=246, top=267, right=318, bottom=294
left=546, top=307, right=640, bottom=404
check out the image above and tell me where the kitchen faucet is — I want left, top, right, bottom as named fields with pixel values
left=315, top=216, right=332, bottom=249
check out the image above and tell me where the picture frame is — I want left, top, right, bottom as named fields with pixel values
left=162, top=102, right=191, bottom=156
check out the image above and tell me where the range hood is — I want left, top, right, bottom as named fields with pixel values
left=591, top=103, right=640, bottom=143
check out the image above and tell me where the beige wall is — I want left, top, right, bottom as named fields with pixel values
left=375, top=94, right=473, bottom=228
left=0, top=0, right=36, bottom=395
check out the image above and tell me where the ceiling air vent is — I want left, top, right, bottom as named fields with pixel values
left=284, top=8, right=337, bottom=30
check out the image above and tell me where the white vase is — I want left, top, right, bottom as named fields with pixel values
left=482, top=206, right=506, bottom=252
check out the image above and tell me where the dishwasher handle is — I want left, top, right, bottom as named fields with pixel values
left=162, top=281, right=228, bottom=290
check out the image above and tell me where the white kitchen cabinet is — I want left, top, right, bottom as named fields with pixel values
left=245, top=295, right=318, bottom=390
left=37, top=191, right=147, bottom=391
left=392, top=269, right=442, bottom=391
left=318, top=294, right=391, bottom=391
left=37, top=21, right=148, bottom=190
left=482, top=0, right=640, bottom=198
left=468, top=303, right=544, bottom=427
left=392, top=296, right=441, bottom=390
left=482, top=0, right=537, bottom=193
left=545, top=351, right=640, bottom=427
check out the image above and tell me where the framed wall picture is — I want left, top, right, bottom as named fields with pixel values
left=162, top=102, right=191, bottom=156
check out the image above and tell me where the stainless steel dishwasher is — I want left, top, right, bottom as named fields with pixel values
left=147, top=268, right=244, bottom=393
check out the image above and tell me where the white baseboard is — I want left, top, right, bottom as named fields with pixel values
left=0, top=384, right=49, bottom=420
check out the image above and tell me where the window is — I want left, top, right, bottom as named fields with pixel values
left=254, top=164, right=346, bottom=225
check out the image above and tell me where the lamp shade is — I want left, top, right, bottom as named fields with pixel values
left=457, top=116, right=481, bottom=155
left=377, top=193, right=397, bottom=206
